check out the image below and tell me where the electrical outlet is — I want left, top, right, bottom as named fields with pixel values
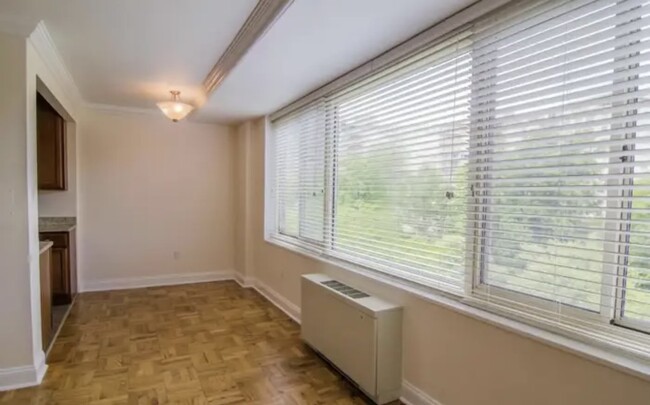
left=173, top=251, right=180, bottom=260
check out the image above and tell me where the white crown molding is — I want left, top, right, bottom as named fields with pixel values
left=3, top=3, right=297, bottom=120
left=9, top=3, right=297, bottom=120
left=26, top=21, right=158, bottom=119
left=29, top=21, right=84, bottom=107
left=87, top=1, right=297, bottom=118
left=271, top=0, right=512, bottom=120
left=86, top=103, right=234, bottom=126
left=203, top=0, right=294, bottom=94
left=85, top=102, right=162, bottom=117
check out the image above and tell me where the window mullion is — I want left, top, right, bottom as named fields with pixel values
left=298, top=115, right=310, bottom=240
left=324, top=101, right=338, bottom=252
left=467, top=52, right=497, bottom=296
left=610, top=5, right=642, bottom=325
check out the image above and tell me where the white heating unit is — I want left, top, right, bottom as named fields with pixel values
left=301, top=274, right=403, bottom=404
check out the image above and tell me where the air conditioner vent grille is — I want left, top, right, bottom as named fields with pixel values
left=321, top=280, right=370, bottom=299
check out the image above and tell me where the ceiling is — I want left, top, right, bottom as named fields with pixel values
left=0, top=0, right=476, bottom=124
left=200, top=0, right=477, bottom=123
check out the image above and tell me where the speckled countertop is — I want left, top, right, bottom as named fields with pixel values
left=39, top=240, right=53, bottom=254
left=39, top=217, right=77, bottom=232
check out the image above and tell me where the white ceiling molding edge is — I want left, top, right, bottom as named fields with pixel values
left=26, top=21, right=165, bottom=118
left=29, top=21, right=84, bottom=108
left=24, top=2, right=297, bottom=122
left=202, top=0, right=294, bottom=95
left=270, top=0, right=513, bottom=120
left=85, top=102, right=161, bottom=117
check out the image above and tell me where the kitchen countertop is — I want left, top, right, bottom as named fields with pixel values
left=39, top=217, right=76, bottom=232
left=39, top=240, right=53, bottom=254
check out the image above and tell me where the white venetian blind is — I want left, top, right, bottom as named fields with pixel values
left=470, top=0, right=650, bottom=341
left=271, top=101, right=327, bottom=246
left=327, top=30, right=473, bottom=292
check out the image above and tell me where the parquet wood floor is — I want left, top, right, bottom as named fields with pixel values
left=1, top=281, right=398, bottom=405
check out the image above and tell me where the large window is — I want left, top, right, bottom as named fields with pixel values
left=268, top=0, right=650, bottom=357
left=469, top=0, right=650, bottom=335
left=330, top=32, right=473, bottom=292
left=273, top=102, right=327, bottom=245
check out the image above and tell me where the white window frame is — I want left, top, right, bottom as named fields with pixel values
left=264, top=0, right=650, bottom=369
left=265, top=103, right=650, bottom=363
left=464, top=0, right=650, bottom=337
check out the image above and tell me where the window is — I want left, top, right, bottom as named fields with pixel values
left=329, top=32, right=473, bottom=292
left=268, top=0, right=650, bottom=357
left=470, top=0, right=650, bottom=337
left=271, top=31, right=473, bottom=290
left=272, top=102, right=327, bottom=246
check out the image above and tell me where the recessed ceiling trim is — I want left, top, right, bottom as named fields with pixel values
left=202, top=0, right=293, bottom=95
left=86, top=102, right=162, bottom=117
left=30, top=21, right=84, bottom=109
left=270, top=0, right=512, bottom=121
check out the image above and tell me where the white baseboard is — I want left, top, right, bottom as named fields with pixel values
left=81, top=270, right=235, bottom=292
left=0, top=354, right=47, bottom=392
left=233, top=272, right=255, bottom=288
left=233, top=276, right=301, bottom=324
left=245, top=278, right=440, bottom=405
left=79, top=272, right=439, bottom=405
left=34, top=351, right=47, bottom=384
left=400, top=380, right=443, bottom=405
left=254, top=278, right=301, bottom=324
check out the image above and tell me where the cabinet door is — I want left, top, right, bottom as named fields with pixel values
left=50, top=247, right=70, bottom=305
left=37, top=94, right=67, bottom=190
left=39, top=250, right=52, bottom=351
left=40, top=231, right=76, bottom=304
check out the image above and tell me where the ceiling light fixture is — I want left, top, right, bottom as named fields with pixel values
left=157, top=90, right=194, bottom=122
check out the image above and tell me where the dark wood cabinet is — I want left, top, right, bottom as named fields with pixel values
left=39, top=248, right=52, bottom=351
left=37, top=94, right=67, bottom=190
left=40, top=229, right=77, bottom=305
left=50, top=248, right=68, bottom=301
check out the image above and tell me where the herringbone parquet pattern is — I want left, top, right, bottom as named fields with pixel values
left=1, top=281, right=389, bottom=405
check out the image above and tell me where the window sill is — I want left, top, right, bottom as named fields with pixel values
left=265, top=235, right=650, bottom=382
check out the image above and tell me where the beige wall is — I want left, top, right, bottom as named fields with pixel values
left=0, top=25, right=83, bottom=382
left=233, top=121, right=256, bottom=283
left=26, top=29, right=84, bottom=381
left=78, top=109, right=235, bottom=289
left=238, top=117, right=650, bottom=405
left=30, top=28, right=82, bottom=222
left=233, top=122, right=247, bottom=280
left=0, top=32, right=33, bottom=371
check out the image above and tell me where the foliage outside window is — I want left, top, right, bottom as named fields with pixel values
left=269, top=0, right=650, bottom=357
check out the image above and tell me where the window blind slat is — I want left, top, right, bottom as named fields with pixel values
left=470, top=0, right=650, bottom=337
left=269, top=0, right=650, bottom=359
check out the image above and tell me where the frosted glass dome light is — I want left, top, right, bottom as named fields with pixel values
left=157, top=90, right=194, bottom=122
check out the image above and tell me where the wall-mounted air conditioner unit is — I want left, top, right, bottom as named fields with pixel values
left=301, top=273, right=402, bottom=404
